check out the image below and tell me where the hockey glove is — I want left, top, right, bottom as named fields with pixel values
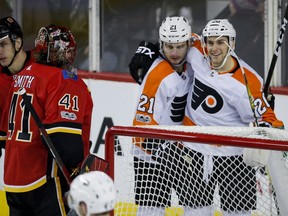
left=129, top=41, right=159, bottom=84
left=151, top=141, right=171, bottom=162
left=258, top=121, right=272, bottom=128
left=258, top=121, right=284, bottom=130
left=151, top=141, right=183, bottom=164
left=266, top=92, right=275, bottom=110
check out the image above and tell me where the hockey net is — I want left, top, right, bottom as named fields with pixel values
left=105, top=125, right=288, bottom=216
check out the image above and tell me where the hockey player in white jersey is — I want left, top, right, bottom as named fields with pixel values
left=131, top=16, right=193, bottom=216
left=181, top=19, right=284, bottom=216
left=68, top=171, right=116, bottom=216
left=129, top=18, right=284, bottom=216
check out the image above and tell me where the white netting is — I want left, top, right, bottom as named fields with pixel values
left=106, top=126, right=288, bottom=216
left=134, top=125, right=288, bottom=141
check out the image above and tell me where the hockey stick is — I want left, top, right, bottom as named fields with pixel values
left=239, top=64, right=259, bottom=126
left=228, top=45, right=259, bottom=126
left=18, top=88, right=72, bottom=185
left=263, top=3, right=288, bottom=98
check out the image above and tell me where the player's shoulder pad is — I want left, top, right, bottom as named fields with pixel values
left=188, top=33, right=202, bottom=52
left=148, top=58, right=174, bottom=78
left=191, top=33, right=201, bottom=41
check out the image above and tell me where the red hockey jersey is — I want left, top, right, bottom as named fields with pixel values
left=1, top=62, right=93, bottom=192
left=0, top=51, right=34, bottom=143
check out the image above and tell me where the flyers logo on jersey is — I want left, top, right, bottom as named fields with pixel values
left=191, top=79, right=223, bottom=114
left=170, top=93, right=188, bottom=122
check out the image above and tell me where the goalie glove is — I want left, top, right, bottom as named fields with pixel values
left=129, top=41, right=159, bottom=84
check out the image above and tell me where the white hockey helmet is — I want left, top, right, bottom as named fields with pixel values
left=68, top=171, right=116, bottom=215
left=202, top=19, right=236, bottom=70
left=159, top=16, right=191, bottom=43
left=202, top=19, right=236, bottom=45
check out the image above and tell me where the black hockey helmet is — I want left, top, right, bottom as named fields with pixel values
left=0, top=16, right=23, bottom=42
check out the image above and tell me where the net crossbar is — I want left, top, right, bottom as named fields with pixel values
left=105, top=126, right=288, bottom=216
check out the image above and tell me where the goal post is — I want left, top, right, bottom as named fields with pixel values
left=105, top=125, right=288, bottom=216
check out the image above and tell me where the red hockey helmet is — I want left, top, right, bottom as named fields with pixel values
left=34, top=25, right=76, bottom=70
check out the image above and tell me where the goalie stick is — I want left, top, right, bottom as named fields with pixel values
left=18, top=88, right=72, bottom=185
left=263, top=3, right=288, bottom=98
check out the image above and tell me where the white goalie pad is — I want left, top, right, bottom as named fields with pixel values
left=243, top=127, right=273, bottom=166
left=243, top=148, right=271, bottom=166
left=267, top=151, right=288, bottom=216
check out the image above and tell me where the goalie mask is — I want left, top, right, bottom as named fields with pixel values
left=34, top=25, right=76, bottom=70
left=68, top=171, right=116, bottom=215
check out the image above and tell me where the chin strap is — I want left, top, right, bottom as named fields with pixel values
left=202, top=35, right=233, bottom=71
left=7, top=38, right=23, bottom=68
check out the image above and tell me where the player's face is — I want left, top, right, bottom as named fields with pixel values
left=47, top=44, right=59, bottom=66
left=205, top=36, right=230, bottom=68
left=0, top=36, right=15, bottom=67
left=162, top=41, right=188, bottom=65
left=65, top=47, right=76, bottom=65
left=47, top=42, right=75, bottom=68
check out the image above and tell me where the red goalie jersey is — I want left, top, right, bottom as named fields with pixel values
left=0, top=62, right=93, bottom=192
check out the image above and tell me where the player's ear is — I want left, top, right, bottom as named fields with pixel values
left=14, top=37, right=22, bottom=52
left=230, top=38, right=236, bottom=50
left=79, top=202, right=87, bottom=215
